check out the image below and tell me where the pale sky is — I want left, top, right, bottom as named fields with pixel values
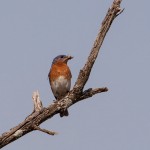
left=0, top=0, right=150, bottom=150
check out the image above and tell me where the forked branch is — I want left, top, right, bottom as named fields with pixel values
left=0, top=0, right=123, bottom=148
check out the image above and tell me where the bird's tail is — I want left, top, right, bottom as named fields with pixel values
left=60, top=109, right=69, bottom=117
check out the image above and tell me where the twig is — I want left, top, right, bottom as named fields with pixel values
left=32, top=91, right=43, bottom=112
left=33, top=126, right=58, bottom=136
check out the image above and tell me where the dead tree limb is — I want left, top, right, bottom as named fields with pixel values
left=0, top=0, right=123, bottom=148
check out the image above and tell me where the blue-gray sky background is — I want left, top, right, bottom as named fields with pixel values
left=0, top=0, right=150, bottom=150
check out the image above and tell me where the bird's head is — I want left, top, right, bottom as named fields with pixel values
left=52, top=55, right=73, bottom=64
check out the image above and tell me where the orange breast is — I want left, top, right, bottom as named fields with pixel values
left=48, top=62, right=72, bottom=82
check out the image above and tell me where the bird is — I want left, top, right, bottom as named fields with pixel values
left=48, top=55, right=73, bottom=117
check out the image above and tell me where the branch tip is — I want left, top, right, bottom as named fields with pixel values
left=32, top=90, right=43, bottom=112
left=33, top=126, right=58, bottom=136
left=116, top=8, right=124, bottom=17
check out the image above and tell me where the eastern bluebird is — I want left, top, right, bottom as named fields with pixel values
left=48, top=55, right=73, bottom=117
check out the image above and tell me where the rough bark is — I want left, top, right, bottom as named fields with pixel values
left=0, top=0, right=123, bottom=148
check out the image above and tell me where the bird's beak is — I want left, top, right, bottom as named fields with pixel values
left=65, top=55, right=73, bottom=61
left=67, top=55, right=73, bottom=60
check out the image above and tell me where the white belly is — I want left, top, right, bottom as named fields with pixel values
left=51, top=76, right=71, bottom=99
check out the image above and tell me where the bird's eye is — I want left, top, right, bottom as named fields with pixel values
left=60, top=56, right=64, bottom=58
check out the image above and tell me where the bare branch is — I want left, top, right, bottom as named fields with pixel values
left=32, top=91, right=43, bottom=112
left=0, top=0, right=123, bottom=148
left=33, top=126, right=58, bottom=136
left=73, top=0, right=123, bottom=94
left=78, top=87, right=108, bottom=102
